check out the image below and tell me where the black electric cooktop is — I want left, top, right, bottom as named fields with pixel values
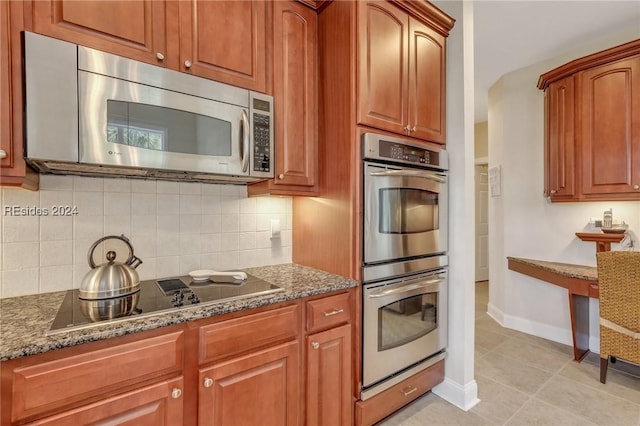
left=48, top=273, right=283, bottom=335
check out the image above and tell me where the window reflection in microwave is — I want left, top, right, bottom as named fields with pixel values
left=378, top=293, right=437, bottom=351
left=378, top=188, right=438, bottom=234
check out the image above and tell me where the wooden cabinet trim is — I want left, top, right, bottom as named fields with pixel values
left=198, top=304, right=300, bottom=365
left=538, top=39, right=640, bottom=89
left=390, top=0, right=455, bottom=37
left=9, top=331, right=184, bottom=423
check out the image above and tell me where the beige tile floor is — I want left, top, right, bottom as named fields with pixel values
left=379, top=281, right=640, bottom=426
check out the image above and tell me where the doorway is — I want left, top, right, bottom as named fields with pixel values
left=475, top=163, right=489, bottom=282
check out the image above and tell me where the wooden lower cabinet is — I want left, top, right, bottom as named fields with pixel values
left=355, top=360, right=445, bottom=426
left=306, top=324, right=352, bottom=426
left=24, top=377, right=184, bottom=426
left=198, top=341, right=300, bottom=426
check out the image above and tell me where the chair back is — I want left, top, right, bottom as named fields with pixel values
left=596, top=251, right=640, bottom=332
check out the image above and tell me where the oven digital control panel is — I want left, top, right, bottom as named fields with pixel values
left=362, top=133, right=447, bottom=170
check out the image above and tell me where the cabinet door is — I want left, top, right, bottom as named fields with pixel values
left=357, top=1, right=408, bottom=135
left=579, top=57, right=640, bottom=196
left=179, top=0, right=268, bottom=92
left=306, top=324, right=352, bottom=426
left=1, top=0, right=13, bottom=169
left=545, top=76, right=576, bottom=200
left=408, top=17, right=446, bottom=144
left=199, top=341, right=300, bottom=426
left=272, top=1, right=317, bottom=189
left=25, top=377, right=184, bottom=426
left=30, top=0, right=172, bottom=67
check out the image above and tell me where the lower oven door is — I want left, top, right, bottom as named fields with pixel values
left=362, top=269, right=447, bottom=389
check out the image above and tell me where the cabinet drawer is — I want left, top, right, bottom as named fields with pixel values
left=199, top=305, right=300, bottom=365
left=306, top=292, right=351, bottom=333
left=355, top=360, right=444, bottom=426
left=10, top=331, right=184, bottom=422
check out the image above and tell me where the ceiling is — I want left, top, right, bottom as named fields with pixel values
left=473, top=0, right=640, bottom=123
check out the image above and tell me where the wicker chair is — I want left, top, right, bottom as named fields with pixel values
left=595, top=251, right=640, bottom=384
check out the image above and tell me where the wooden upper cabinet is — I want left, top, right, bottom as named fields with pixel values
left=539, top=39, right=640, bottom=201
left=579, top=56, right=640, bottom=196
left=358, top=1, right=409, bottom=136
left=357, top=1, right=449, bottom=144
left=545, top=76, right=576, bottom=200
left=408, top=17, right=446, bottom=143
left=178, top=0, right=269, bottom=93
left=248, top=0, right=318, bottom=196
left=30, top=0, right=174, bottom=68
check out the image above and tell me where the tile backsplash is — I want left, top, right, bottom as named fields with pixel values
left=0, top=175, right=292, bottom=298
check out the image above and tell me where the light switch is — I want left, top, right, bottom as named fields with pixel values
left=270, top=219, right=281, bottom=239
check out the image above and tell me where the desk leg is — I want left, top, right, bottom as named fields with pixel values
left=568, top=293, right=590, bottom=362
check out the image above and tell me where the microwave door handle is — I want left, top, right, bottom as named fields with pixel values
left=369, top=170, right=446, bottom=183
left=368, top=278, right=444, bottom=298
left=240, top=110, right=250, bottom=172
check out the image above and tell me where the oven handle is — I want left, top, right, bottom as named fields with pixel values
left=369, top=170, right=446, bottom=183
left=368, top=277, right=444, bottom=298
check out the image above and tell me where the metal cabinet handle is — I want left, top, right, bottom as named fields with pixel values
left=403, top=125, right=411, bottom=132
left=402, top=387, right=418, bottom=396
left=311, top=341, right=320, bottom=349
left=0, top=149, right=6, bottom=159
left=171, top=388, right=182, bottom=399
left=156, top=52, right=165, bottom=61
left=278, top=174, right=285, bottom=180
left=184, top=60, right=192, bottom=69
left=634, top=185, right=639, bottom=190
left=323, top=308, right=344, bottom=317
left=203, top=377, right=214, bottom=388
left=411, top=126, right=416, bottom=132
left=550, top=189, right=557, bottom=194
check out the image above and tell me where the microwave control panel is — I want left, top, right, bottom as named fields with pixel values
left=252, top=113, right=271, bottom=173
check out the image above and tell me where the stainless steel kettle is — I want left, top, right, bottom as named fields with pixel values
left=79, top=235, right=143, bottom=300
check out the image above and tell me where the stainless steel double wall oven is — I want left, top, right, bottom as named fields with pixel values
left=361, top=133, right=448, bottom=400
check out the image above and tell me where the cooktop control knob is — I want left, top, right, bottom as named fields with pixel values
left=188, top=293, right=201, bottom=304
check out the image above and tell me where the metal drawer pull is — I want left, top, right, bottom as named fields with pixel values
left=402, top=387, right=418, bottom=396
left=203, top=377, right=214, bottom=388
left=0, top=149, right=6, bottom=159
left=171, top=388, right=182, bottom=399
left=311, top=341, right=320, bottom=349
left=323, top=307, right=344, bottom=317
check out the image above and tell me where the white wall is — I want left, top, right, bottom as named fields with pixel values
left=0, top=175, right=292, bottom=298
left=488, top=29, right=640, bottom=351
left=432, top=0, right=479, bottom=411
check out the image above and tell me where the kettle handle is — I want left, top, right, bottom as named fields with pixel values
left=88, top=235, right=138, bottom=268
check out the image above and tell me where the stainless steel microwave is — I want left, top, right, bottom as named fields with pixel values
left=23, top=32, right=274, bottom=184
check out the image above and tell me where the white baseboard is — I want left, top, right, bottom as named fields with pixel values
left=432, top=378, right=480, bottom=411
left=486, top=302, right=573, bottom=347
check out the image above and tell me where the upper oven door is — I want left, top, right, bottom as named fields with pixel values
left=78, top=71, right=249, bottom=176
left=364, top=162, right=448, bottom=265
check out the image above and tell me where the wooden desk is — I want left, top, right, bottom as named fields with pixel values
left=507, top=257, right=598, bottom=362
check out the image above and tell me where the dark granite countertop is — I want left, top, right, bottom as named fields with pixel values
left=0, top=263, right=358, bottom=361
left=507, top=257, right=597, bottom=281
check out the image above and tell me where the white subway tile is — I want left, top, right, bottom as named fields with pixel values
left=238, top=232, right=256, bottom=250
left=74, top=192, right=104, bottom=216
left=157, top=194, right=180, bottom=215
left=73, top=215, right=104, bottom=241
left=104, top=192, right=131, bottom=216
left=256, top=214, right=271, bottom=232
left=3, top=215, right=39, bottom=242
left=39, top=265, right=73, bottom=292
left=255, top=231, right=272, bottom=249
left=103, top=178, right=131, bottom=193
left=40, top=190, right=74, bottom=213
left=41, top=215, right=73, bottom=241
left=3, top=242, right=39, bottom=269
left=220, top=233, right=239, bottom=251
left=180, top=233, right=201, bottom=255
left=136, top=257, right=157, bottom=281
left=2, top=268, right=39, bottom=298
left=180, top=194, right=201, bottom=215
left=131, top=215, right=157, bottom=236
left=215, top=251, right=239, bottom=270
left=220, top=214, right=239, bottom=233
left=131, top=179, right=157, bottom=194
left=157, top=215, right=180, bottom=233
left=39, top=175, right=73, bottom=191
left=155, top=256, right=180, bottom=278
left=220, top=197, right=239, bottom=214
left=179, top=182, right=201, bottom=195
left=201, top=195, right=221, bottom=214
left=201, top=234, right=221, bottom=253
left=180, top=215, right=202, bottom=234
left=157, top=181, right=180, bottom=194
left=157, top=232, right=181, bottom=256
left=104, top=215, right=131, bottom=237
left=3, top=187, right=39, bottom=207
left=239, top=214, right=256, bottom=232
left=179, top=254, right=200, bottom=274
left=40, top=240, right=73, bottom=267
left=129, top=234, right=157, bottom=259
left=239, top=198, right=257, bottom=214
left=201, top=183, right=222, bottom=196
left=201, top=215, right=221, bottom=234
left=131, top=193, right=157, bottom=216
left=73, top=176, right=104, bottom=192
